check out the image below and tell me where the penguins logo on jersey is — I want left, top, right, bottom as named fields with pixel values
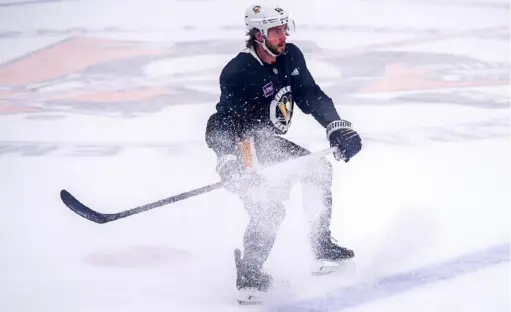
left=270, top=86, right=293, bottom=133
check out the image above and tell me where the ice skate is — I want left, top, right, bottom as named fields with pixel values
left=234, top=249, right=273, bottom=305
left=312, top=234, right=355, bottom=275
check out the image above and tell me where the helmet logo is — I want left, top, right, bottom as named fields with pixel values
left=252, top=6, right=261, bottom=14
left=275, top=7, right=284, bottom=14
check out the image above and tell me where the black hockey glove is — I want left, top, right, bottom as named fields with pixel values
left=216, top=155, right=261, bottom=194
left=326, top=120, right=362, bottom=162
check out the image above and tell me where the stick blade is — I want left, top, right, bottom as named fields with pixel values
left=60, top=190, right=110, bottom=224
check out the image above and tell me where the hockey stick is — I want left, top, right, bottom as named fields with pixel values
left=60, top=146, right=338, bottom=224
left=60, top=182, right=224, bottom=224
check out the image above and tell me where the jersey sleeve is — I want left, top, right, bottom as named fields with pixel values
left=205, top=66, right=251, bottom=157
left=290, top=45, right=341, bottom=128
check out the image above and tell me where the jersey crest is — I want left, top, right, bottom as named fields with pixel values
left=270, top=86, right=293, bottom=133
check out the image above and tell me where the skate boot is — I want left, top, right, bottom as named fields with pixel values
left=312, top=232, right=355, bottom=275
left=234, top=249, right=273, bottom=305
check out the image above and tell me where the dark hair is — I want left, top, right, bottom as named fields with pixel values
left=245, top=28, right=260, bottom=49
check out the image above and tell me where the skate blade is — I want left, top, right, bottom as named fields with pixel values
left=236, top=279, right=292, bottom=305
left=236, top=288, right=265, bottom=305
left=311, top=258, right=356, bottom=276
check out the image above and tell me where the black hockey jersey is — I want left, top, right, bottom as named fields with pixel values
left=205, top=43, right=340, bottom=156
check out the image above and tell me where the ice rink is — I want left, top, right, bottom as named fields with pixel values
left=0, top=0, right=509, bottom=311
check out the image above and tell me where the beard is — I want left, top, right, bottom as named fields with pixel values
left=265, top=41, right=285, bottom=55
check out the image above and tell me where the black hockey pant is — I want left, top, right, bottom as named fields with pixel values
left=240, top=134, right=333, bottom=270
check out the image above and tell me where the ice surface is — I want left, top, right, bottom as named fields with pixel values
left=0, top=0, right=509, bottom=311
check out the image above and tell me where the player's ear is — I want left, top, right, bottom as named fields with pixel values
left=254, top=31, right=264, bottom=43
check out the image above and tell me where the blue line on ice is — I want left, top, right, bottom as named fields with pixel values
left=270, top=243, right=509, bottom=312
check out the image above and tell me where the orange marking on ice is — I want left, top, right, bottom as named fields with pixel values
left=0, top=37, right=166, bottom=86
left=360, top=63, right=508, bottom=93
left=61, top=88, right=171, bottom=103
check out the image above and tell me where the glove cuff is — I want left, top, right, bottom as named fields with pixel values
left=326, top=119, right=352, bottom=139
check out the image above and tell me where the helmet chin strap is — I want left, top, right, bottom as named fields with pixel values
left=256, top=38, right=278, bottom=58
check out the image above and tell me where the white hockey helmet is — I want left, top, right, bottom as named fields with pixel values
left=245, top=5, right=296, bottom=37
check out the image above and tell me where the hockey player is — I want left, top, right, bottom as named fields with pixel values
left=205, top=4, right=362, bottom=302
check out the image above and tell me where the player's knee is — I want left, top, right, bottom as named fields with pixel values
left=319, top=157, right=332, bottom=173
left=264, top=202, right=286, bottom=227
left=304, top=157, right=332, bottom=186
left=246, top=201, right=286, bottom=228
left=270, top=202, right=286, bottom=225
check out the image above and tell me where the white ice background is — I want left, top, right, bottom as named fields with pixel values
left=0, top=0, right=509, bottom=311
